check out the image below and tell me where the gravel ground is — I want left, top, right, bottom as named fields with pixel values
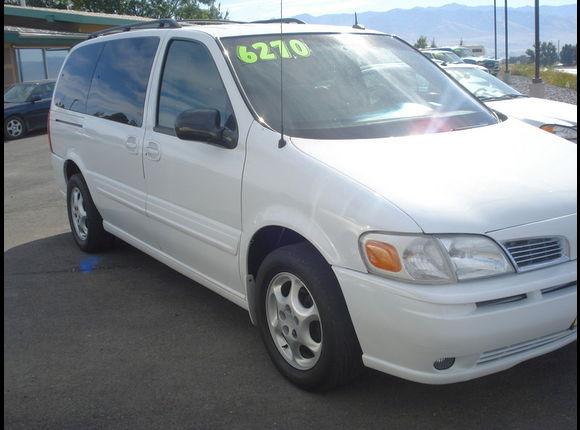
left=508, top=74, right=577, bottom=105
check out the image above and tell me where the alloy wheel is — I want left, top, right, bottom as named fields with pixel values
left=6, top=118, right=23, bottom=138
left=266, top=272, right=323, bottom=370
left=70, top=187, right=88, bottom=241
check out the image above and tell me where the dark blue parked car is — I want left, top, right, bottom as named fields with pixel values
left=4, top=80, right=55, bottom=140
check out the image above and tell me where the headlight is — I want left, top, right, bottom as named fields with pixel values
left=540, top=124, right=577, bottom=142
left=360, top=233, right=514, bottom=284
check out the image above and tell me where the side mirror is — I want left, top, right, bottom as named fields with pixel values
left=175, top=109, right=237, bottom=149
left=28, top=94, right=42, bottom=103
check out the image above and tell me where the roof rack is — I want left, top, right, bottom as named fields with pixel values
left=88, top=18, right=181, bottom=39
left=251, top=18, right=305, bottom=24
left=179, top=19, right=247, bottom=25
left=87, top=17, right=306, bottom=39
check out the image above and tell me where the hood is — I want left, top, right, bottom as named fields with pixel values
left=464, top=56, right=497, bottom=63
left=444, top=64, right=488, bottom=72
left=487, top=97, right=577, bottom=128
left=291, top=119, right=577, bottom=234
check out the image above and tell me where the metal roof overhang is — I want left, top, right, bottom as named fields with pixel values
left=4, top=28, right=88, bottom=46
left=4, top=5, right=149, bottom=26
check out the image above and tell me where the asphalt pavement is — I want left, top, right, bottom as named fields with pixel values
left=4, top=133, right=578, bottom=430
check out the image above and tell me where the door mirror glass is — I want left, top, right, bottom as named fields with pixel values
left=175, top=109, right=237, bottom=149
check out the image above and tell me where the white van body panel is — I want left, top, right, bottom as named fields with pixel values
left=49, top=24, right=577, bottom=385
left=291, top=119, right=577, bottom=234
left=239, top=121, right=423, bottom=278
left=141, top=30, right=256, bottom=297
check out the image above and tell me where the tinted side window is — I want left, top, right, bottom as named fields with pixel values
left=54, top=43, right=103, bottom=113
left=86, top=37, right=159, bottom=127
left=31, top=82, right=55, bottom=99
left=157, top=40, right=234, bottom=133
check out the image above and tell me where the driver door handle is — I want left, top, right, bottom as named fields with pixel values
left=125, top=136, right=139, bottom=154
left=144, top=141, right=161, bottom=161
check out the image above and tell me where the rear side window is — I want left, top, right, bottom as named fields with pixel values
left=86, top=37, right=159, bottom=127
left=157, top=39, right=234, bottom=133
left=53, top=43, right=103, bottom=113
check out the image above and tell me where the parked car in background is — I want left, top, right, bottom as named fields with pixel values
left=422, top=50, right=489, bottom=73
left=4, top=80, right=55, bottom=140
left=421, top=49, right=465, bottom=64
left=444, top=64, right=577, bottom=142
left=440, top=46, right=500, bottom=75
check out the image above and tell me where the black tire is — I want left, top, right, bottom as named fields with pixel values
left=255, top=242, right=362, bottom=391
left=4, top=116, right=27, bottom=140
left=66, top=174, right=114, bottom=253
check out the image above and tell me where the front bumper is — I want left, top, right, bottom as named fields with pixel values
left=334, top=260, right=577, bottom=384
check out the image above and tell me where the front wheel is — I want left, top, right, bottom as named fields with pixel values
left=256, top=242, right=362, bottom=391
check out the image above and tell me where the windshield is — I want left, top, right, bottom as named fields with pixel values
left=452, top=47, right=474, bottom=58
left=4, top=83, right=36, bottom=103
left=445, top=67, right=524, bottom=101
left=433, top=51, right=463, bottom=64
left=222, top=34, right=497, bottom=140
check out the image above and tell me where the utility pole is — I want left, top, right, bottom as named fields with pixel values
left=534, top=0, right=541, bottom=82
left=504, top=0, right=509, bottom=74
left=530, top=0, right=545, bottom=97
left=494, top=0, right=498, bottom=59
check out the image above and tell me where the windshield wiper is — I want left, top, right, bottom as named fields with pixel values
left=480, top=94, right=524, bottom=102
left=450, top=123, right=489, bottom=132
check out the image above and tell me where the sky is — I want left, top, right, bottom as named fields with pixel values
left=219, top=0, right=577, bottom=21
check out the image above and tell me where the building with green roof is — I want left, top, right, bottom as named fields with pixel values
left=4, top=5, right=149, bottom=88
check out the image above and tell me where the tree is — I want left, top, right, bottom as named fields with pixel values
left=4, top=0, right=68, bottom=7
left=510, top=55, right=531, bottom=65
left=414, top=36, right=428, bottom=50
left=430, top=38, right=437, bottom=48
left=560, top=44, right=577, bottom=66
left=70, top=0, right=227, bottom=19
left=4, top=0, right=228, bottom=19
left=526, top=42, right=560, bottom=66
left=540, top=41, right=559, bottom=66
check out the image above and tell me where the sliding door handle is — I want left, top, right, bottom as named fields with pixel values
left=144, top=141, right=161, bottom=161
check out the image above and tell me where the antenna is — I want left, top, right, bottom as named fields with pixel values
left=278, top=0, right=287, bottom=148
left=353, top=12, right=366, bottom=30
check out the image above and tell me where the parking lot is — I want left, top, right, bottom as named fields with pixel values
left=4, top=133, right=577, bottom=430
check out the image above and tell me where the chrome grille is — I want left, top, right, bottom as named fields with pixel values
left=503, top=237, right=568, bottom=271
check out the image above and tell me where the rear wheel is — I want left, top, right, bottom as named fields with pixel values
left=67, top=174, right=114, bottom=253
left=256, top=242, right=362, bottom=391
left=4, top=116, right=26, bottom=140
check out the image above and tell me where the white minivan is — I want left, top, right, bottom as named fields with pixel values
left=49, top=19, right=577, bottom=390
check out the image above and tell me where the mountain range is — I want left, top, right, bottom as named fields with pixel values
left=294, top=3, right=577, bottom=56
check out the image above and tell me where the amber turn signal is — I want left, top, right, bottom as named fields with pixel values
left=364, top=240, right=402, bottom=273
left=540, top=125, right=555, bottom=133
